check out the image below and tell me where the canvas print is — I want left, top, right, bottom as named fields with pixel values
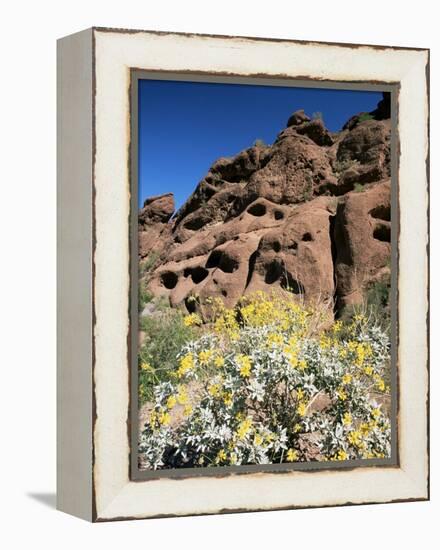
left=136, top=80, right=394, bottom=471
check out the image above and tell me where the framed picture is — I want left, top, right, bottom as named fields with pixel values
left=57, top=27, right=429, bottom=522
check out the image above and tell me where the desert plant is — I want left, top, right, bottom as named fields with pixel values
left=333, top=158, right=357, bottom=175
left=139, top=292, right=391, bottom=468
left=138, top=307, right=198, bottom=403
left=302, top=173, right=314, bottom=201
left=140, top=251, right=160, bottom=275
left=138, top=282, right=154, bottom=312
left=358, top=113, right=374, bottom=123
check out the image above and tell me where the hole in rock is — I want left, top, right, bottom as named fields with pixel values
left=221, top=289, right=228, bottom=297
left=280, top=273, right=304, bottom=295
left=264, top=261, right=282, bottom=284
left=206, top=249, right=222, bottom=269
left=274, top=210, right=284, bottom=220
left=184, top=217, right=206, bottom=231
left=272, top=241, right=281, bottom=253
left=185, top=296, right=197, bottom=314
left=247, top=203, right=267, bottom=216
left=373, top=223, right=391, bottom=243
left=161, top=271, right=178, bottom=289
left=219, top=253, right=239, bottom=273
left=370, top=205, right=391, bottom=222
left=206, top=249, right=238, bottom=273
left=189, top=266, right=209, bottom=284
left=302, top=232, right=313, bottom=242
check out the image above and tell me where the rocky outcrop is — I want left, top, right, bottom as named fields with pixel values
left=138, top=193, right=174, bottom=258
left=334, top=179, right=391, bottom=309
left=139, top=93, right=392, bottom=317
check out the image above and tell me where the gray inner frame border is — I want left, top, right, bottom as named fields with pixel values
left=129, top=70, right=399, bottom=481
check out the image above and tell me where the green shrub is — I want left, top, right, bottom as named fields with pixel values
left=366, top=278, right=391, bottom=329
left=312, top=111, right=324, bottom=122
left=138, top=308, right=197, bottom=403
left=333, top=158, right=357, bottom=175
left=138, top=281, right=153, bottom=312
left=358, top=113, right=374, bottom=123
left=139, top=292, right=391, bottom=469
left=253, top=138, right=266, bottom=147
left=140, top=251, right=160, bottom=275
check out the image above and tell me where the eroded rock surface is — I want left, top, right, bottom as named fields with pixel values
left=139, top=94, right=392, bottom=316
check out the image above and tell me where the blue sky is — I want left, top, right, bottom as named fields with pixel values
left=138, top=79, right=383, bottom=210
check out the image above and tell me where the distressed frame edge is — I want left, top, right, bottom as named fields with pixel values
left=92, top=25, right=429, bottom=53
left=56, top=27, right=94, bottom=522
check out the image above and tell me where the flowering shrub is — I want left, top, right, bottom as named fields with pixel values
left=139, top=292, right=391, bottom=469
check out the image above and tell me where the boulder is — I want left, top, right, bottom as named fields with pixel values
left=334, top=179, right=391, bottom=308
left=139, top=192, right=175, bottom=226
left=286, top=109, right=311, bottom=127
left=296, top=119, right=334, bottom=146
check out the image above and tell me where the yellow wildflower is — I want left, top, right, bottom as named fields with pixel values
left=320, top=335, right=332, bottom=350
left=214, top=356, right=225, bottom=368
left=297, top=401, right=307, bottom=417
left=216, top=449, right=227, bottom=462
left=141, top=362, right=153, bottom=372
left=208, top=383, right=221, bottom=397
left=237, top=354, right=252, bottom=377
left=286, top=448, right=298, bottom=462
left=334, top=449, right=348, bottom=461
left=371, top=408, right=381, bottom=419
left=149, top=410, right=157, bottom=429
left=267, top=332, right=284, bottom=347
left=337, top=388, right=347, bottom=401
left=166, top=395, right=177, bottom=409
left=375, top=376, right=386, bottom=391
left=237, top=417, right=253, bottom=440
left=222, top=392, right=233, bottom=406
left=360, top=422, right=372, bottom=436
left=183, top=313, right=202, bottom=327
left=183, top=404, right=193, bottom=417
left=176, top=386, right=189, bottom=405
left=364, top=365, right=374, bottom=376
left=348, top=430, right=362, bottom=447
left=342, top=373, right=352, bottom=385
left=177, top=353, right=194, bottom=377
left=298, top=359, right=307, bottom=371
left=254, top=434, right=263, bottom=446
left=355, top=343, right=367, bottom=366
left=198, top=349, right=214, bottom=365
left=158, top=410, right=171, bottom=426
left=347, top=341, right=357, bottom=352
left=342, top=412, right=352, bottom=426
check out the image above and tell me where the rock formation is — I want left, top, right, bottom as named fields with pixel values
left=139, top=93, right=392, bottom=317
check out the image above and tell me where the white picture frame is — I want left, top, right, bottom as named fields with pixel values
left=57, top=27, right=429, bottom=522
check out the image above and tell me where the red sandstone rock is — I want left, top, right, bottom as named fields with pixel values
left=139, top=97, right=392, bottom=315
